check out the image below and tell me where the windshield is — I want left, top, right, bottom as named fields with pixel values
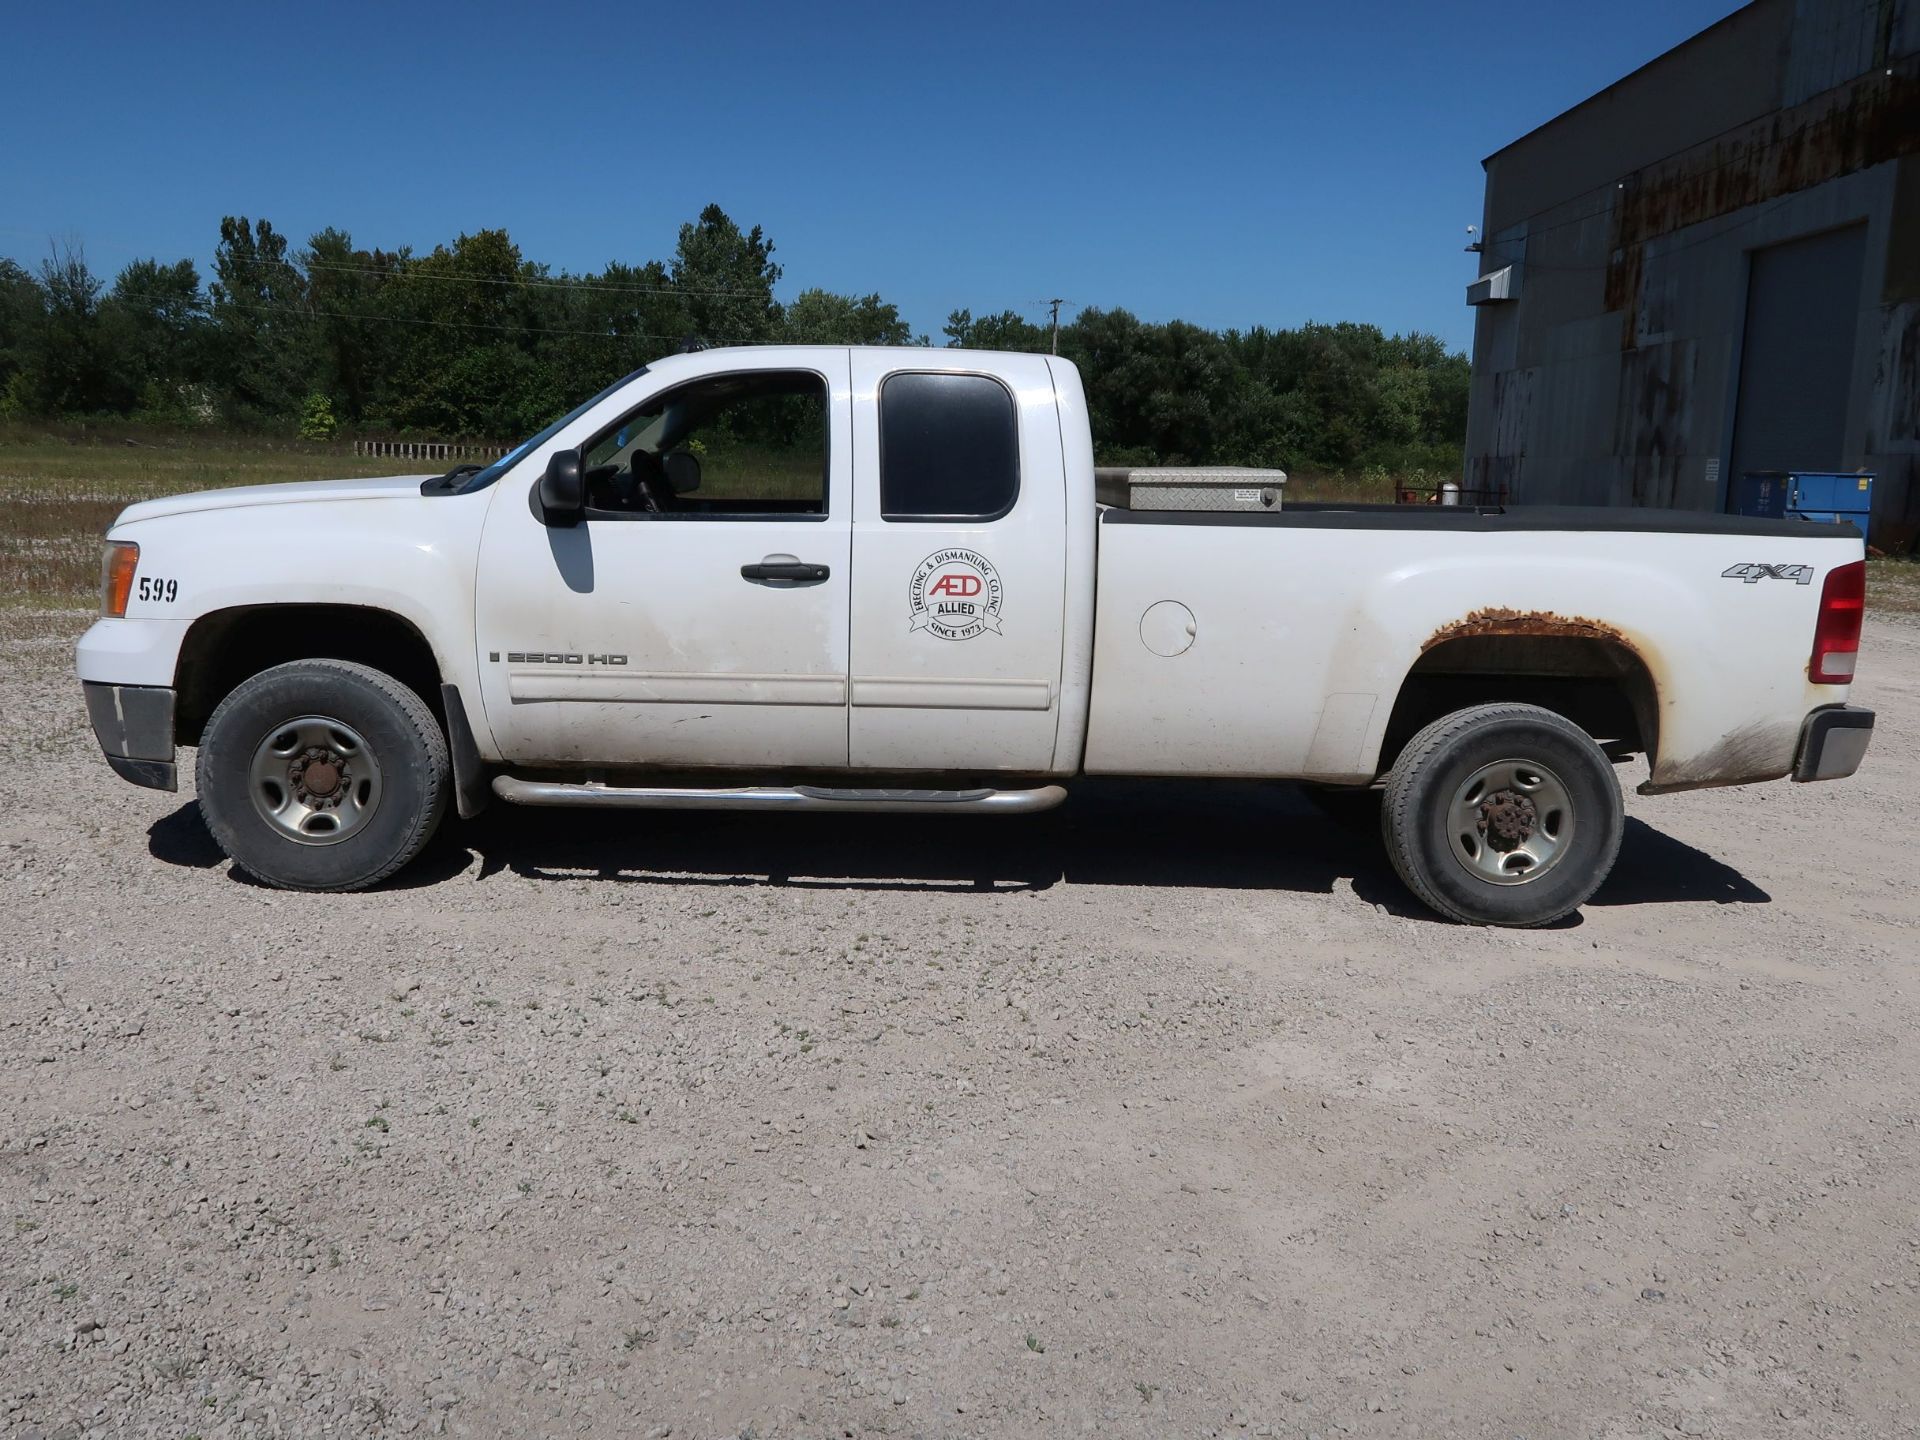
left=451, top=366, right=650, bottom=493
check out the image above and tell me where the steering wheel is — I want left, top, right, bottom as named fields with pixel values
left=582, top=463, right=625, bottom=510
left=630, top=453, right=673, bottom=513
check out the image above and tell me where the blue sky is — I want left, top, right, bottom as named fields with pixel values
left=2, top=0, right=1738, bottom=355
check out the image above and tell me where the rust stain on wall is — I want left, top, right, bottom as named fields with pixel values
left=1867, top=296, right=1920, bottom=551
left=1603, top=61, right=1920, bottom=325
left=1889, top=306, right=1920, bottom=443
left=1615, top=341, right=1698, bottom=506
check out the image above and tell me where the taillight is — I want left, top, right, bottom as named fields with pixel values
left=1808, top=559, right=1864, bottom=685
left=101, top=541, right=139, bottom=618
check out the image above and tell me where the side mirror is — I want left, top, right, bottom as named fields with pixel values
left=537, top=449, right=585, bottom=526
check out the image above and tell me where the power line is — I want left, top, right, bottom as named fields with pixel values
left=220, top=297, right=749, bottom=344
left=300, top=257, right=773, bottom=300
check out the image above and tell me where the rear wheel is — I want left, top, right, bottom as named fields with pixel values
left=1381, top=703, right=1623, bottom=926
left=196, top=660, right=449, bottom=891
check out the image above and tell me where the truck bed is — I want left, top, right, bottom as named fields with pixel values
left=1084, top=502, right=1862, bottom=789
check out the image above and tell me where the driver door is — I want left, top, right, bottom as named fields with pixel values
left=472, top=350, right=854, bottom=769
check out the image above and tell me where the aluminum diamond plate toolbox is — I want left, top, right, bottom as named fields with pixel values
left=1094, top=466, right=1288, bottom=512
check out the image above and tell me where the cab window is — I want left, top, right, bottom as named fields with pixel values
left=580, top=370, right=828, bottom=517
left=878, top=372, right=1020, bottom=521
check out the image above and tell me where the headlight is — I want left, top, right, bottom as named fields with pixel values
left=101, top=541, right=140, bottom=617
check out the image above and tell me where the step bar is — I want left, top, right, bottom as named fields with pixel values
left=491, top=776, right=1068, bottom=815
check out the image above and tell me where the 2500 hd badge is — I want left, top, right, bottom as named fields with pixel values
left=490, top=651, right=630, bottom=665
left=908, top=549, right=1004, bottom=641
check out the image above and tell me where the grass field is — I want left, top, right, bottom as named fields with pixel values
left=0, top=424, right=402, bottom=606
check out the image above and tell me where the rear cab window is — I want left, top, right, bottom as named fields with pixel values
left=878, top=372, right=1020, bottom=521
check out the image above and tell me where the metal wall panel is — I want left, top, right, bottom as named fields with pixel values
left=1897, top=0, right=1920, bottom=55
left=1784, top=0, right=1887, bottom=106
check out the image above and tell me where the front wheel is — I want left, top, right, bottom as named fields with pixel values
left=196, top=660, right=450, bottom=891
left=1381, top=703, right=1623, bottom=927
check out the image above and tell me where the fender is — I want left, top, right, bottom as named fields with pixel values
left=77, top=486, right=501, bottom=760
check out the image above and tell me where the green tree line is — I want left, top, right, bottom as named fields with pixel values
left=0, top=204, right=1467, bottom=472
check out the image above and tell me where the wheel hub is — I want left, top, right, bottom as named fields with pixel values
left=1445, top=758, right=1574, bottom=886
left=290, top=748, right=346, bottom=803
left=247, top=716, right=383, bottom=846
left=1477, top=789, right=1537, bottom=851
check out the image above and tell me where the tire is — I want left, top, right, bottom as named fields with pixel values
left=196, top=660, right=450, bottom=891
left=1381, top=703, right=1623, bottom=927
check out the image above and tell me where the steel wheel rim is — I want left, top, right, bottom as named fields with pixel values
left=246, top=715, right=383, bottom=846
left=1445, top=757, right=1574, bottom=886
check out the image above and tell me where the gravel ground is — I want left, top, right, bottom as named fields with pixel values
left=4, top=612, right=1917, bottom=1440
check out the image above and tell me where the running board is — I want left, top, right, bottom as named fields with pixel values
left=490, top=775, right=1068, bottom=815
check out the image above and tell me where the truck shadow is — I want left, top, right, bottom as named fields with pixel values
left=1590, top=819, right=1772, bottom=908
left=161, top=779, right=1764, bottom=918
left=146, top=781, right=1769, bottom=918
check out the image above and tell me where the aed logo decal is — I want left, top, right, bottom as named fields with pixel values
left=490, top=651, right=630, bottom=665
left=908, top=549, right=1004, bottom=641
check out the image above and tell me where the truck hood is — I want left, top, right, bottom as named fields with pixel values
left=114, top=474, right=436, bottom=526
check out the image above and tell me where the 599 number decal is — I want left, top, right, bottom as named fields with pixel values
left=136, top=576, right=180, bottom=603
left=1722, top=562, right=1813, bottom=586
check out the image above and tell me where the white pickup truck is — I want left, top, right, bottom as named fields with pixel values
left=77, top=346, right=1873, bottom=925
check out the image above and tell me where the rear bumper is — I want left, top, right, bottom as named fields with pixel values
left=1792, top=704, right=1873, bottom=783
left=83, top=682, right=178, bottom=792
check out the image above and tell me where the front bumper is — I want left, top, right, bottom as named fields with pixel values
left=83, top=682, right=178, bottom=791
left=1792, top=704, right=1873, bottom=783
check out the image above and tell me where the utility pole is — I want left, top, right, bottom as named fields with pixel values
left=1046, top=298, right=1067, bottom=354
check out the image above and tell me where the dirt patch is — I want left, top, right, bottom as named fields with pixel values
left=3, top=615, right=1919, bottom=1437
left=1641, top=716, right=1800, bottom=793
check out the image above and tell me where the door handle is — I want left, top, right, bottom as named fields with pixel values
left=741, top=554, right=830, bottom=583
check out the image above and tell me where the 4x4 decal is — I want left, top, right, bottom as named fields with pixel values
left=1722, top=562, right=1813, bottom=585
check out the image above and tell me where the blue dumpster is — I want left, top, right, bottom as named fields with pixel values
left=1788, top=472, right=1874, bottom=541
left=1733, top=472, right=1789, bottom=520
